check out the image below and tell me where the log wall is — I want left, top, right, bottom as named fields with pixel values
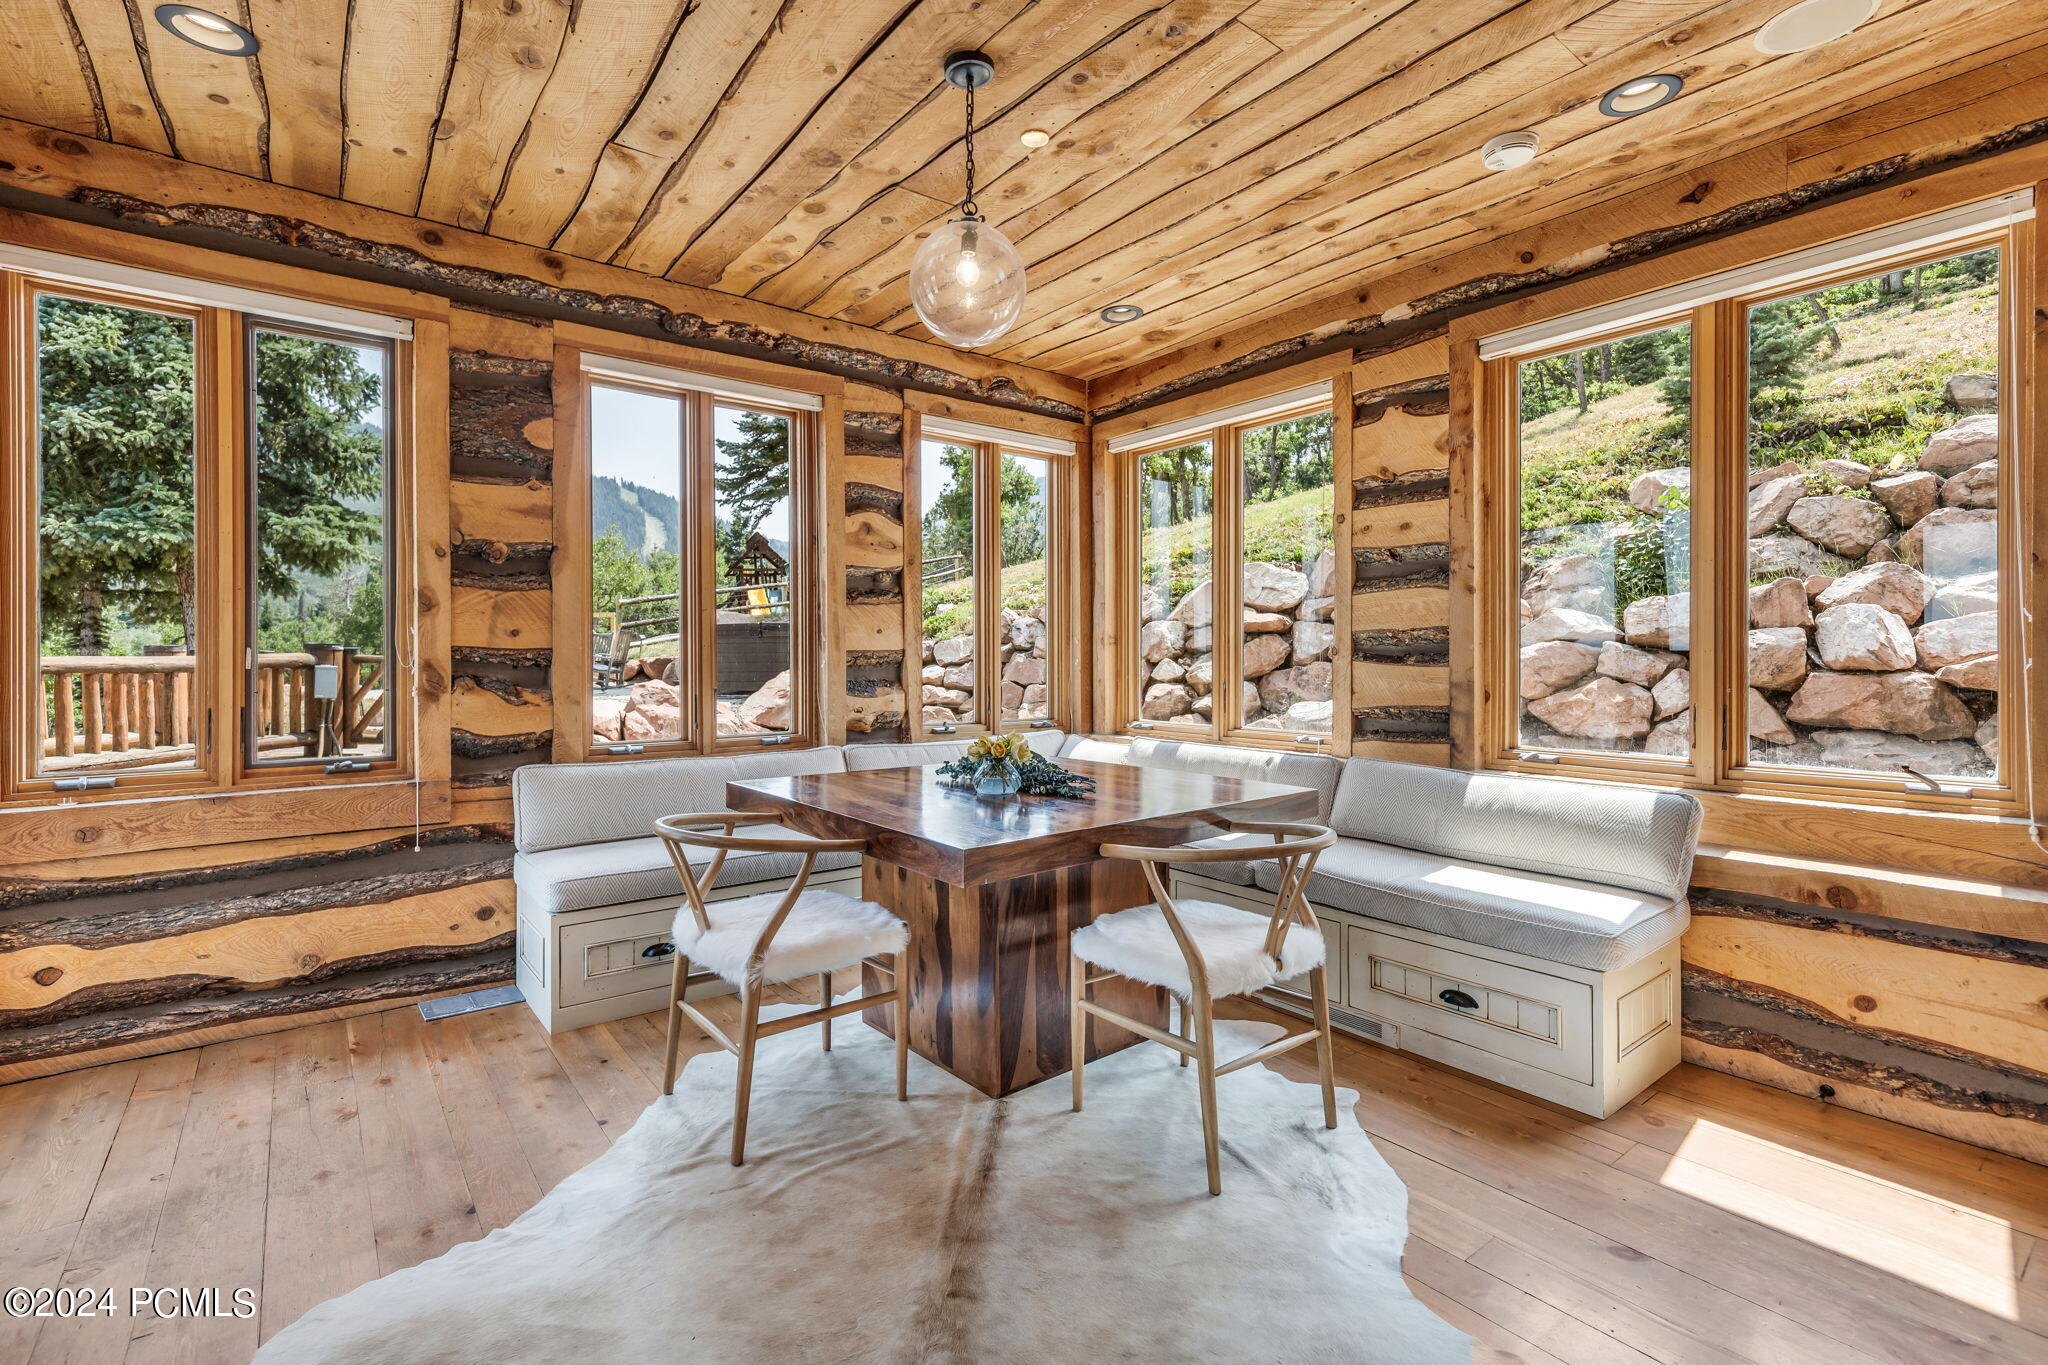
left=1093, top=73, right=2048, bottom=1162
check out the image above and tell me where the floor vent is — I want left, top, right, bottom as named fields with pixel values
left=1256, top=989, right=1399, bottom=1049
left=419, top=983, right=525, bottom=1022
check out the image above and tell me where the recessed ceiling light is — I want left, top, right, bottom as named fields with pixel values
left=1755, top=0, right=1879, bottom=55
left=155, top=4, right=259, bottom=55
left=1600, top=73, right=1683, bottom=117
left=1100, top=303, right=1144, bottom=324
left=1019, top=128, right=1051, bottom=149
left=1479, top=131, right=1541, bottom=172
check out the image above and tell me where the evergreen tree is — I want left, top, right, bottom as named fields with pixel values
left=712, top=410, right=791, bottom=550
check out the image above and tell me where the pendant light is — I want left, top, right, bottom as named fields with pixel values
left=909, top=51, right=1027, bottom=349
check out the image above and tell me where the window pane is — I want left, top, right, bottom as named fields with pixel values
left=1237, top=412, right=1334, bottom=734
left=997, top=453, right=1053, bottom=724
left=1743, top=246, right=2001, bottom=781
left=712, top=405, right=795, bottom=738
left=919, top=440, right=976, bottom=730
left=1516, top=323, right=1693, bottom=758
left=35, top=295, right=200, bottom=775
left=591, top=384, right=683, bottom=746
left=1136, top=440, right=1213, bottom=725
left=248, top=329, right=392, bottom=765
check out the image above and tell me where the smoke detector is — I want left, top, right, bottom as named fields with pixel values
left=1756, top=0, right=1879, bottom=55
left=1480, top=131, right=1541, bottom=172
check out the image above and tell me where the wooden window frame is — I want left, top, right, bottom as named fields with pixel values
left=555, top=331, right=833, bottom=763
left=0, top=245, right=443, bottom=842
left=1474, top=225, right=2029, bottom=819
left=906, top=429, right=1073, bottom=740
left=1114, top=397, right=1345, bottom=752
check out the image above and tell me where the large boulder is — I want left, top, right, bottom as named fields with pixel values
left=1814, top=562, right=1935, bottom=625
left=1944, top=373, right=1997, bottom=413
left=1643, top=714, right=1690, bottom=757
left=1787, top=495, right=1892, bottom=559
left=1934, top=655, right=1998, bottom=691
left=1621, top=592, right=1688, bottom=650
left=1521, top=641, right=1601, bottom=699
left=1241, top=562, right=1309, bottom=613
left=1242, top=610, right=1292, bottom=633
left=1748, top=627, right=1810, bottom=690
left=1785, top=671, right=1975, bottom=740
left=1184, top=656, right=1214, bottom=695
left=1814, top=603, right=1915, bottom=672
left=1292, top=620, right=1336, bottom=664
left=1748, top=688, right=1796, bottom=745
left=1870, top=470, right=1940, bottom=526
left=1168, top=580, right=1213, bottom=626
left=1151, top=657, right=1186, bottom=682
left=1897, top=507, right=1997, bottom=574
left=932, top=636, right=974, bottom=666
left=942, top=664, right=975, bottom=690
left=922, top=684, right=969, bottom=706
left=591, top=696, right=627, bottom=741
left=1596, top=641, right=1681, bottom=687
left=1811, top=730, right=1985, bottom=774
left=1311, top=547, right=1337, bottom=599
left=1525, top=553, right=1603, bottom=597
left=1917, top=415, right=1998, bottom=476
left=1526, top=676, right=1654, bottom=742
left=1924, top=571, right=1997, bottom=623
left=1748, top=459, right=1802, bottom=488
left=1003, top=654, right=1045, bottom=687
left=1140, top=683, right=1195, bottom=720
left=1912, top=611, right=1997, bottom=671
left=1139, top=618, right=1185, bottom=664
left=1241, top=632, right=1291, bottom=678
left=1523, top=606, right=1619, bottom=645
left=1940, top=460, right=1997, bottom=509
left=1748, top=534, right=1839, bottom=580
left=736, top=670, right=794, bottom=730
left=1817, top=458, right=1873, bottom=488
left=1977, top=710, right=1999, bottom=756
left=1651, top=668, right=1690, bottom=720
left=1748, top=576, right=1812, bottom=629
left=1628, top=467, right=1690, bottom=514
left=1247, top=700, right=1336, bottom=733
left=621, top=680, right=683, bottom=740
left=1258, top=662, right=1331, bottom=714
left=1746, top=473, right=1809, bottom=536
left=1300, top=595, right=1336, bottom=623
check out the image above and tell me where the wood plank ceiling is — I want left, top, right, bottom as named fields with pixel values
left=2, top=1, right=2041, bottom=377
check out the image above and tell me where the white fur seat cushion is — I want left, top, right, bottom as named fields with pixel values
left=673, top=890, right=907, bottom=986
left=1071, top=899, right=1325, bottom=1000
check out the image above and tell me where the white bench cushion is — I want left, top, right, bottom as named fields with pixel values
left=511, top=747, right=849, bottom=854
left=1072, top=899, right=1325, bottom=1000
left=676, top=890, right=905, bottom=986
left=843, top=732, right=1066, bottom=771
left=1059, top=735, right=1135, bottom=764
left=514, top=834, right=860, bottom=917
left=1124, top=738, right=1341, bottom=821
left=1257, top=836, right=1687, bottom=972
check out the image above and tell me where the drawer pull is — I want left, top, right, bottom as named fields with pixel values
left=1437, top=987, right=1479, bottom=1010
left=641, top=941, right=676, bottom=959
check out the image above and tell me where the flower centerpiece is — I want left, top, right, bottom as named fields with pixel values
left=935, top=734, right=1097, bottom=800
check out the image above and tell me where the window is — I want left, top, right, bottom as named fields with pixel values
left=1120, top=393, right=1336, bottom=744
left=912, top=417, right=1071, bottom=736
left=581, top=355, right=815, bottom=754
left=1485, top=202, right=2021, bottom=809
left=4, top=262, right=414, bottom=805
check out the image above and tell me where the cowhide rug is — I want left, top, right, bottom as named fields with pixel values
left=260, top=1006, right=1470, bottom=1363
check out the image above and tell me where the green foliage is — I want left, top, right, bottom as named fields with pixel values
left=1608, top=488, right=1689, bottom=614
left=712, top=409, right=790, bottom=548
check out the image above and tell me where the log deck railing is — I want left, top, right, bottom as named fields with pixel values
left=38, top=649, right=385, bottom=769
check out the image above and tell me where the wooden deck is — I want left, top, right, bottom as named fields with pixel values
left=2, top=990, right=2042, bottom=1364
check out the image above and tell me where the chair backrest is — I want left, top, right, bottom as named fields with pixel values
left=1101, top=822, right=1336, bottom=998
left=1328, top=758, right=1702, bottom=902
left=512, top=746, right=849, bottom=852
left=652, top=812, right=867, bottom=989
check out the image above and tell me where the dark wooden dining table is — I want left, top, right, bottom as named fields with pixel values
left=726, top=758, right=1318, bottom=1097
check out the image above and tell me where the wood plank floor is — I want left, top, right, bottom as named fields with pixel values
left=3, top=989, right=2043, bottom=1364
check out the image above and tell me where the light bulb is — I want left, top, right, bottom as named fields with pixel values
left=910, top=216, right=1026, bottom=348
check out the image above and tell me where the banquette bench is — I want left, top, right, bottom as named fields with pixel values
left=512, top=732, right=1699, bottom=1115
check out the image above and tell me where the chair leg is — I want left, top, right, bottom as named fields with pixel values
left=819, top=969, right=833, bottom=1052
left=731, top=984, right=764, bottom=1167
left=660, top=953, right=693, bottom=1096
left=892, top=954, right=910, bottom=1102
left=1192, top=993, right=1222, bottom=1195
left=1309, top=963, right=1339, bottom=1130
left=1069, top=951, right=1087, bottom=1112
left=1177, top=994, right=1192, bottom=1067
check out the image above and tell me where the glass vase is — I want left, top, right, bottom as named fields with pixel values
left=974, top=758, right=1023, bottom=798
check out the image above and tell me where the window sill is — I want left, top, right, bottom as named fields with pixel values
left=0, top=779, right=452, bottom=867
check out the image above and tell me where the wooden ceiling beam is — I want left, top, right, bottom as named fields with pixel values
left=251, top=0, right=348, bottom=197
left=340, top=0, right=461, bottom=215
left=483, top=1, right=690, bottom=243
left=415, top=0, right=574, bottom=233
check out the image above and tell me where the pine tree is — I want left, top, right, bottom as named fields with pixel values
left=712, top=410, right=791, bottom=549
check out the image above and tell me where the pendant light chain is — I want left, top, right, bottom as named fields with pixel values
left=961, top=81, right=979, bottom=219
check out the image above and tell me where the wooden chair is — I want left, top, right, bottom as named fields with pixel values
left=1069, top=821, right=1340, bottom=1194
left=653, top=812, right=911, bottom=1165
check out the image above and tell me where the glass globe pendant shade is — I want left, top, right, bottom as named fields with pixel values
left=909, top=215, right=1026, bottom=348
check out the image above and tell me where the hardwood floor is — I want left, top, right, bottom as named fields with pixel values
left=3, top=990, right=2042, bottom=1364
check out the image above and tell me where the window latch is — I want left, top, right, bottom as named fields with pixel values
left=929, top=723, right=957, bottom=734
left=1521, top=751, right=1561, bottom=764
left=1029, top=719, right=1057, bottom=729
left=324, top=758, right=372, bottom=774
left=1899, top=764, right=1972, bottom=797
left=757, top=734, right=791, bottom=746
left=53, top=774, right=117, bottom=792
left=605, top=743, right=645, bottom=756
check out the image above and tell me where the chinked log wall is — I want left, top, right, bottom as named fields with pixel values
left=1091, top=69, right=2048, bottom=1162
left=0, top=121, right=1088, bottom=1074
